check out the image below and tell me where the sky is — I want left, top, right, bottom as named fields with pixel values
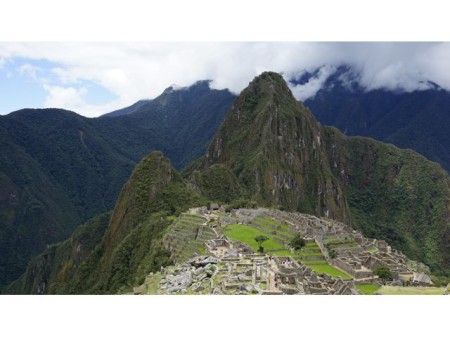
left=1, top=42, right=450, bottom=117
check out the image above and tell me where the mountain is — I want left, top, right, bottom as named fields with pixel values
left=5, top=72, right=450, bottom=294
left=5, top=151, right=206, bottom=294
left=191, top=72, right=450, bottom=275
left=102, top=100, right=151, bottom=117
left=97, top=80, right=235, bottom=168
left=193, top=72, right=351, bottom=222
left=302, top=66, right=450, bottom=172
left=0, top=82, right=234, bottom=290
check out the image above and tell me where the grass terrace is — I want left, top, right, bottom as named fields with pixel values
left=308, top=264, right=352, bottom=280
left=356, top=283, right=381, bottom=295
left=164, top=213, right=215, bottom=262
left=224, top=224, right=285, bottom=252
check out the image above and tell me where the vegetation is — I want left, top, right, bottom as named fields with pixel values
left=375, top=286, right=446, bottom=295
left=4, top=152, right=203, bottom=294
left=356, top=283, right=381, bottom=295
left=373, top=267, right=393, bottom=283
left=254, top=235, right=269, bottom=252
left=328, top=249, right=337, bottom=259
left=188, top=164, right=242, bottom=203
left=0, top=83, right=234, bottom=289
left=290, top=235, right=306, bottom=251
left=306, top=66, right=450, bottom=172
left=307, top=264, right=352, bottom=280
left=4, top=212, right=111, bottom=294
left=224, top=198, right=258, bottom=212
left=224, top=224, right=285, bottom=252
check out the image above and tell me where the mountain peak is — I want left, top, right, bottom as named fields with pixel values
left=202, top=71, right=349, bottom=220
left=246, top=71, right=291, bottom=96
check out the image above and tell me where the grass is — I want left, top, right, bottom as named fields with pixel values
left=367, top=246, right=378, bottom=253
left=356, top=283, right=380, bottom=295
left=303, top=260, right=328, bottom=266
left=224, top=224, right=285, bottom=252
left=300, top=251, right=324, bottom=257
left=308, top=264, right=352, bottom=280
left=375, top=286, right=446, bottom=295
left=145, top=273, right=164, bottom=294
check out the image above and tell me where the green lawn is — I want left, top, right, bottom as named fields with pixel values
left=303, top=260, right=328, bottom=266
left=375, top=286, right=446, bottom=295
left=356, top=283, right=380, bottom=295
left=224, top=224, right=285, bottom=251
left=308, top=264, right=352, bottom=280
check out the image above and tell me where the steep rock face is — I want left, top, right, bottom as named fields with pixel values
left=203, top=72, right=350, bottom=221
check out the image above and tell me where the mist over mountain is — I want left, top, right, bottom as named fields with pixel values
left=300, top=65, right=450, bottom=172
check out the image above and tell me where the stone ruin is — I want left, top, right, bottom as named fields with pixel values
left=140, top=208, right=435, bottom=294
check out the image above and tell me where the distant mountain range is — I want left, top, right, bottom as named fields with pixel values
left=302, top=66, right=450, bottom=172
left=5, top=72, right=450, bottom=294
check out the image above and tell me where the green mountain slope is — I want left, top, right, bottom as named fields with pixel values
left=322, top=128, right=450, bottom=272
left=0, top=124, right=81, bottom=288
left=5, top=152, right=206, bottom=294
left=194, top=72, right=450, bottom=275
left=194, top=72, right=350, bottom=220
left=304, top=66, right=450, bottom=172
left=0, top=82, right=234, bottom=290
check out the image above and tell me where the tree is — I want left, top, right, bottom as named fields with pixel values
left=290, top=235, right=306, bottom=251
left=254, top=235, right=269, bottom=253
left=329, top=249, right=337, bottom=259
left=374, top=267, right=393, bottom=283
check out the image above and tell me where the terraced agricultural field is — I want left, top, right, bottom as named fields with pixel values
left=307, top=264, right=352, bottom=280
left=356, top=283, right=381, bottom=295
left=164, top=213, right=216, bottom=262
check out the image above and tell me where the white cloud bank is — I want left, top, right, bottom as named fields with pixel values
left=1, top=42, right=450, bottom=117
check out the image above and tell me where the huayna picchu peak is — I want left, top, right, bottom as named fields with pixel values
left=201, top=71, right=350, bottom=221
left=3, top=71, right=450, bottom=295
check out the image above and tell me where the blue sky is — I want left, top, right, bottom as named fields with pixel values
left=1, top=42, right=450, bottom=117
left=0, top=57, right=117, bottom=116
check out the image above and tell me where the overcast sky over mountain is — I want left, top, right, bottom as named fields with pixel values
left=1, top=42, right=450, bottom=117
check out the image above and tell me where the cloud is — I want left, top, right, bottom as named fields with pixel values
left=18, top=63, right=41, bottom=80
left=289, top=65, right=337, bottom=101
left=44, top=85, right=87, bottom=109
left=1, top=42, right=450, bottom=116
left=43, top=84, right=125, bottom=117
